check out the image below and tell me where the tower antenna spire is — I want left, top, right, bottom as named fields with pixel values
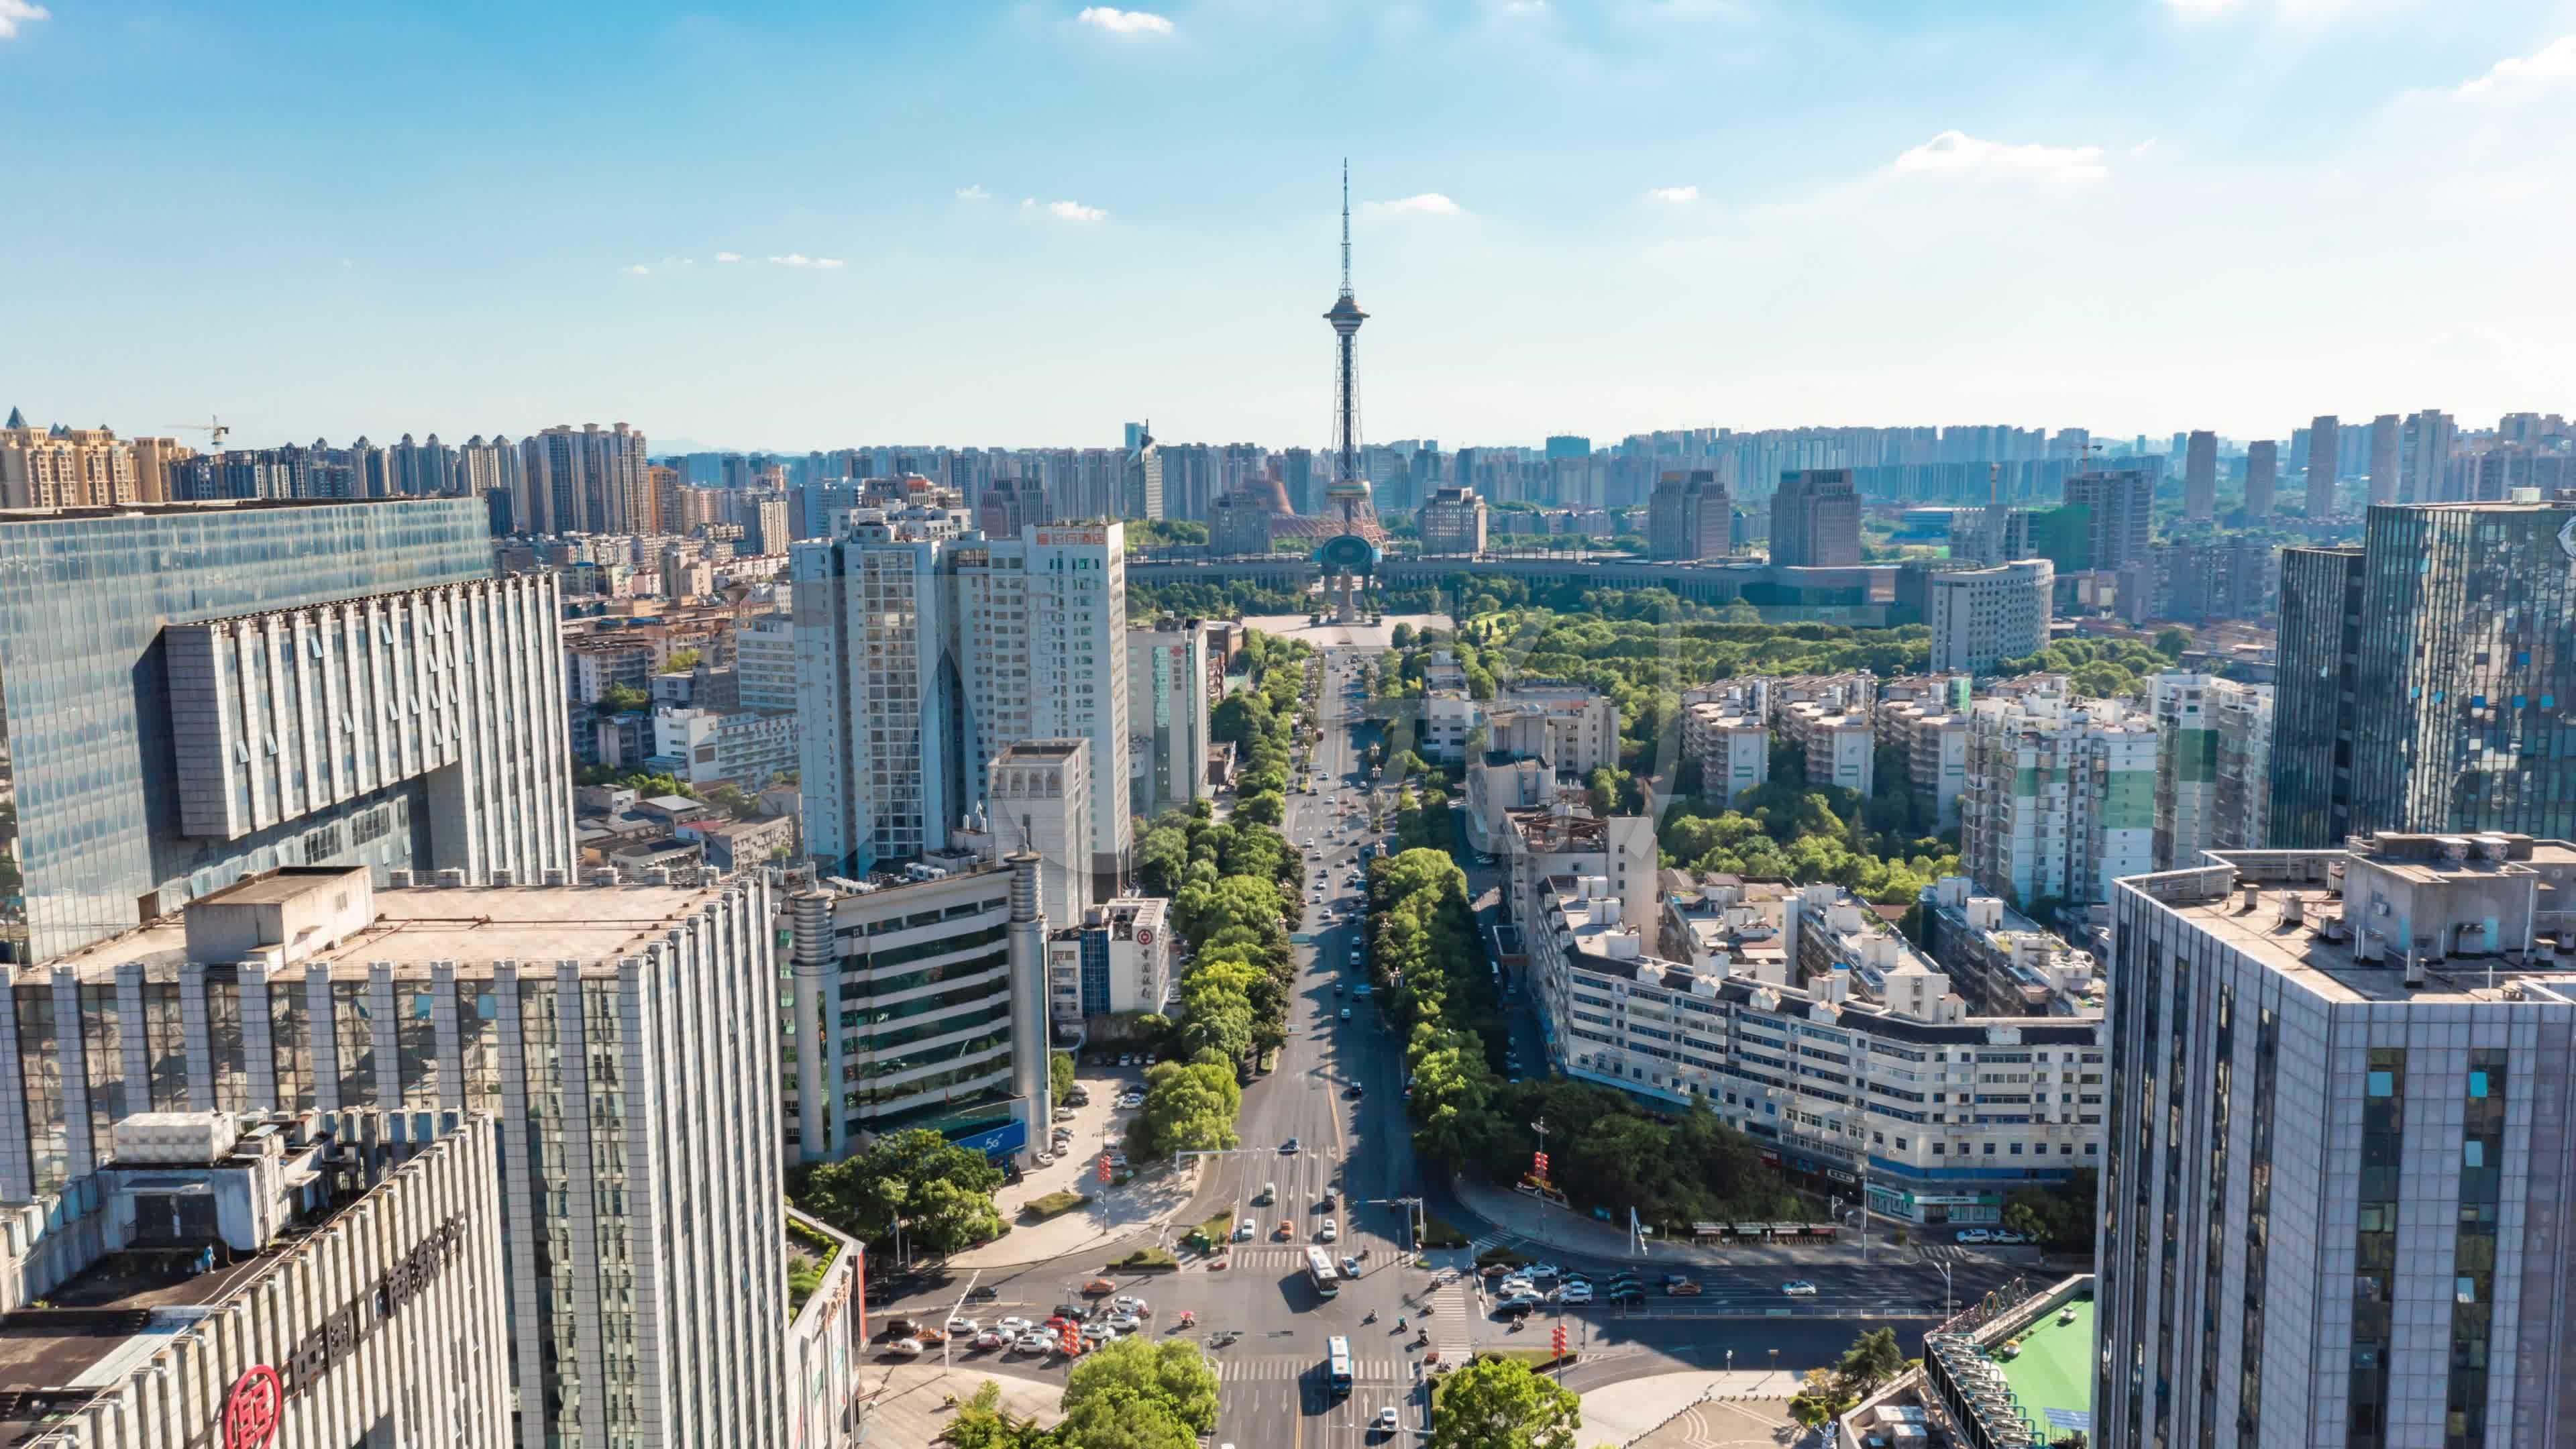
left=1340, top=157, right=1352, bottom=301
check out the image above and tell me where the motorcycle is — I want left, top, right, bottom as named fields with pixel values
left=1362, top=1309, right=1377, bottom=1324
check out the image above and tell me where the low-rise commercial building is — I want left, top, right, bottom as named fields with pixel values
left=1531, top=873, right=2103, bottom=1225
left=1917, top=876, right=2103, bottom=1017
left=655, top=705, right=801, bottom=788
left=1046, top=896, right=1173, bottom=1023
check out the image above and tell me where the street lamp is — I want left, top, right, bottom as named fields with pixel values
left=1933, top=1258, right=1954, bottom=1324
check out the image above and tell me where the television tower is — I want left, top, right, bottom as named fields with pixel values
left=1324, top=158, right=1371, bottom=535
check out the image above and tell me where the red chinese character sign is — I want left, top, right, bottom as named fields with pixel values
left=223, top=1365, right=284, bottom=1449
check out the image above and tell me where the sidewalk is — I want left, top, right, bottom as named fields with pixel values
left=1452, top=1175, right=1909, bottom=1270
left=947, top=1158, right=1198, bottom=1270
left=851, top=1361, right=1063, bottom=1447
left=1578, top=1372, right=1799, bottom=1448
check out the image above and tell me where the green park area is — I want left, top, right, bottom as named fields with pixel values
left=1997, top=1297, right=2094, bottom=1437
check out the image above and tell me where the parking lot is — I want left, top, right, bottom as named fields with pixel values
left=991, top=1057, right=1155, bottom=1216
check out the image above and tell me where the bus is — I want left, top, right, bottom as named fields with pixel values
left=1305, top=1246, right=1341, bottom=1299
left=1324, top=1336, right=1354, bottom=1394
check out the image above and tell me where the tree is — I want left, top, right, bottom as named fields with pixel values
left=943, top=1381, right=1049, bottom=1449
left=798, top=1129, right=1004, bottom=1253
left=1429, top=1357, right=1582, bottom=1449
left=1834, top=1327, right=1907, bottom=1398
left=1788, top=1366, right=1858, bottom=1429
left=1132, top=1061, right=1240, bottom=1158
left=596, top=682, right=650, bottom=716
left=1062, top=1338, right=1222, bottom=1437
left=1390, top=622, right=1416, bottom=649
left=661, top=647, right=702, bottom=674
left=2153, top=626, right=2192, bottom=659
left=1051, top=1051, right=1077, bottom=1108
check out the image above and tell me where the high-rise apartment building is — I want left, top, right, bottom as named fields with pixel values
left=519, top=422, right=649, bottom=535
left=4, top=865, right=787, bottom=1448
left=1123, top=430, right=1163, bottom=520
left=2061, top=466, right=2157, bottom=571
left=794, top=511, right=1132, bottom=892
left=1961, top=690, right=2157, bottom=907
left=125, top=433, right=189, bottom=503
left=1768, top=468, right=1862, bottom=567
left=2307, top=413, right=2342, bottom=517
left=0, top=498, right=574, bottom=964
left=1947, top=504, right=2031, bottom=566
left=1646, top=469, right=1733, bottom=561
left=1925, top=560, right=2053, bottom=674
left=1127, top=621, right=1211, bottom=825
left=2150, top=672, right=2273, bottom=871
left=2367, top=413, right=2402, bottom=506
left=1415, top=484, right=1487, bottom=555
left=2245, top=439, right=2278, bottom=519
left=2184, top=429, right=2217, bottom=520
left=736, top=610, right=798, bottom=713
left=1, top=423, right=140, bottom=509
left=978, top=474, right=1051, bottom=539
left=2098, top=835, right=2576, bottom=1449
left=2404, top=409, right=2456, bottom=502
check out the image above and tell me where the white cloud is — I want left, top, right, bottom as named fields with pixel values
left=2130, top=138, right=2159, bottom=157
left=2455, top=35, right=2576, bottom=97
left=624, top=264, right=653, bottom=276
left=1645, top=184, right=1701, bottom=203
left=767, top=254, right=847, bottom=268
left=956, top=184, right=992, bottom=201
left=1362, top=193, right=1464, bottom=217
left=0, top=1, right=50, bottom=40
left=1076, top=6, right=1173, bottom=36
left=714, top=251, right=743, bottom=263
left=1890, top=130, right=2109, bottom=183
left=1022, top=198, right=1109, bottom=222
left=1499, top=0, right=1548, bottom=13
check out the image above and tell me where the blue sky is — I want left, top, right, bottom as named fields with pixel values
left=5, top=0, right=2575, bottom=451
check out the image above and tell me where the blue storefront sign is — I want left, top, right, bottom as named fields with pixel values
left=951, top=1118, right=1029, bottom=1161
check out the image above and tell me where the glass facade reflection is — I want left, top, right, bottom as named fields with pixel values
left=0, top=498, right=490, bottom=962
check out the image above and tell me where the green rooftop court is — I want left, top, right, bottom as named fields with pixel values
left=1996, top=1295, right=2094, bottom=1436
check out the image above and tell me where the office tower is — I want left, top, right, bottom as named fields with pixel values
left=0, top=1108, right=514, bottom=1449
left=1961, top=690, right=2157, bottom=907
left=2367, top=413, right=2401, bottom=506
left=2243, top=439, right=2278, bottom=519
left=1124, top=421, right=1145, bottom=449
left=0, top=421, right=140, bottom=508
left=1415, top=484, right=1488, bottom=555
left=2098, top=835, right=2576, bottom=1449
left=2167, top=431, right=2188, bottom=475
left=1544, top=434, right=1591, bottom=462
left=1128, top=621, right=1211, bottom=824
left=2306, top=413, right=2341, bottom=517
left=2, top=865, right=787, bottom=1448
left=1925, top=560, right=2053, bottom=674
left=1645, top=469, right=1732, bottom=561
left=2330, top=498, right=2576, bottom=840
left=2184, top=429, right=2217, bottom=520
left=1768, top=468, right=1862, bottom=567
left=0, top=498, right=573, bottom=964
left=1281, top=447, right=1319, bottom=516
left=519, top=423, right=649, bottom=535
left=1947, top=504, right=2031, bottom=566
left=788, top=857, right=1037, bottom=1163
left=2150, top=672, right=2274, bottom=870
left=795, top=513, right=1132, bottom=893
left=2269, top=545, right=2367, bottom=848
left=1124, top=427, right=1163, bottom=520
left=1047, top=895, right=1172, bottom=1022
left=2404, top=409, right=2456, bottom=503
left=2061, top=466, right=2157, bottom=570
left=989, top=739, right=1095, bottom=935
left=1207, top=489, right=1272, bottom=556
left=1159, top=443, right=1214, bottom=521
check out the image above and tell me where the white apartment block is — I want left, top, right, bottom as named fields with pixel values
left=1926, top=559, right=2053, bottom=675
left=1532, top=872, right=2104, bottom=1225
left=1495, top=803, right=1658, bottom=938
left=794, top=511, right=1132, bottom=892
left=1780, top=699, right=1874, bottom=797
left=1680, top=683, right=1772, bottom=808
left=1419, top=681, right=1619, bottom=775
left=655, top=705, right=800, bottom=788
left=2150, top=671, right=2275, bottom=871
left=1962, top=690, right=2158, bottom=908
left=1780, top=882, right=1955, bottom=1020
left=1877, top=697, right=1970, bottom=830
left=1127, top=623, right=1212, bottom=824
left=1, top=865, right=788, bottom=1448
left=2100, top=835, right=2576, bottom=1449
left=736, top=610, right=798, bottom=712
left=1422, top=690, right=1479, bottom=763
left=0, top=1111, right=513, bottom=1449
left=1047, top=896, right=1173, bottom=1022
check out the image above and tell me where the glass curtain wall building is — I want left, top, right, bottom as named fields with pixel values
left=0, top=498, right=574, bottom=963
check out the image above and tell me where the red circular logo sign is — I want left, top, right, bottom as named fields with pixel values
left=1134, top=928, right=1153, bottom=946
left=223, top=1365, right=283, bottom=1449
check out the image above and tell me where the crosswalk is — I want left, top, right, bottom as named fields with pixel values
left=1214, top=1353, right=1411, bottom=1384
left=1429, top=1281, right=1473, bottom=1364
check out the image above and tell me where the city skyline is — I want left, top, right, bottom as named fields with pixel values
left=7, top=3, right=2576, bottom=446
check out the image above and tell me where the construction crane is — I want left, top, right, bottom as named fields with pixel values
left=160, top=415, right=229, bottom=447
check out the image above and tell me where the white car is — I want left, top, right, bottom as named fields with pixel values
left=1781, top=1281, right=1819, bottom=1297
left=1375, top=1407, right=1401, bottom=1432
left=1112, top=1295, right=1150, bottom=1314
left=1319, top=1218, right=1339, bottom=1242
left=1955, top=1228, right=1995, bottom=1244
left=1105, top=1312, right=1142, bottom=1332
left=1497, top=1278, right=1537, bottom=1299
left=1992, top=1230, right=2029, bottom=1245
left=1555, top=1283, right=1593, bottom=1303
left=1238, top=1218, right=1258, bottom=1240
left=883, top=1336, right=924, bottom=1358
left=996, top=1316, right=1034, bottom=1336
left=1522, top=1263, right=1561, bottom=1279
left=947, top=1317, right=979, bottom=1334
left=1014, top=1332, right=1053, bottom=1354
left=973, top=1329, right=1006, bottom=1350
